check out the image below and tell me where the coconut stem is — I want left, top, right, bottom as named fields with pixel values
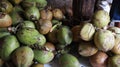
left=50, top=22, right=62, bottom=32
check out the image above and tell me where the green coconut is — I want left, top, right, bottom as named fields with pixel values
left=36, top=33, right=46, bottom=46
left=57, top=26, right=72, bottom=45
left=16, top=28, right=40, bottom=46
left=25, top=6, right=40, bottom=21
left=108, top=27, right=120, bottom=37
left=12, top=46, right=34, bottom=67
left=94, top=29, right=115, bottom=52
left=9, top=6, right=23, bottom=26
left=59, top=54, right=80, bottom=67
left=108, top=55, right=120, bottom=67
left=0, top=32, right=10, bottom=38
left=0, top=0, right=13, bottom=13
left=92, top=10, right=110, bottom=28
left=34, top=50, right=54, bottom=64
left=111, top=36, right=120, bottom=54
left=21, top=21, right=36, bottom=28
left=0, top=35, right=20, bottom=60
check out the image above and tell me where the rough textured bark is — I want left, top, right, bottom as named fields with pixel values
left=47, top=0, right=96, bottom=21
left=73, top=0, right=96, bottom=21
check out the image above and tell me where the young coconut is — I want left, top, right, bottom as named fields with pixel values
left=108, top=55, right=120, bottom=67
left=21, top=21, right=36, bottom=28
left=92, top=10, right=110, bottom=28
left=108, top=26, right=120, bottom=37
left=16, top=28, right=40, bottom=46
left=80, top=22, right=95, bottom=41
left=71, top=25, right=82, bottom=42
left=12, top=46, right=34, bottom=67
left=0, top=0, right=13, bottom=13
left=52, top=9, right=64, bottom=20
left=25, top=6, right=40, bottom=21
left=34, top=49, right=54, bottom=64
left=36, top=34, right=46, bottom=46
left=108, top=27, right=120, bottom=54
left=44, top=42, right=56, bottom=52
left=108, top=27, right=120, bottom=33
left=0, top=35, right=20, bottom=61
left=59, top=54, right=80, bottom=67
left=38, top=19, right=52, bottom=35
left=0, top=12, right=12, bottom=28
left=47, top=29, right=58, bottom=43
left=111, top=35, right=120, bottom=54
left=78, top=42, right=98, bottom=57
left=89, top=51, right=108, bottom=67
left=40, top=9, right=53, bottom=20
left=57, top=25, right=72, bottom=45
left=94, top=29, right=115, bottom=52
left=9, top=6, right=23, bottom=26
left=0, top=32, right=10, bottom=38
